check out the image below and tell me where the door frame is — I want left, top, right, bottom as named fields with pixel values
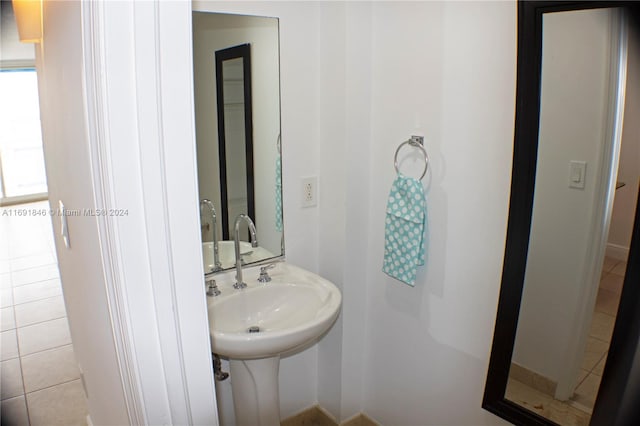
left=78, top=1, right=219, bottom=423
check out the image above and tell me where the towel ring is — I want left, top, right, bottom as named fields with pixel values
left=394, top=136, right=429, bottom=180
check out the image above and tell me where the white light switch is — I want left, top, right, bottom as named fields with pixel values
left=569, top=161, right=586, bottom=189
left=59, top=200, right=71, bottom=248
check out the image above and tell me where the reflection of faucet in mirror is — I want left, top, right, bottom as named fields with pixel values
left=233, top=214, right=258, bottom=289
left=200, top=199, right=222, bottom=272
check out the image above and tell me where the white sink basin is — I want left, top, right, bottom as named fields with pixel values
left=207, top=262, right=341, bottom=359
left=202, top=241, right=275, bottom=272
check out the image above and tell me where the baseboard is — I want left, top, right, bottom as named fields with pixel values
left=281, top=405, right=337, bottom=426
left=509, top=362, right=557, bottom=397
left=341, top=412, right=380, bottom=426
left=281, top=405, right=380, bottom=426
left=606, top=243, right=629, bottom=261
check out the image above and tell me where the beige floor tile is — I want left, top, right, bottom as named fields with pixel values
left=545, top=399, right=572, bottom=425
left=12, top=278, right=62, bottom=305
left=1, top=286, right=13, bottom=308
left=1, top=272, right=11, bottom=288
left=26, top=379, right=89, bottom=426
left=14, top=295, right=67, bottom=327
left=22, top=345, right=80, bottom=393
left=594, top=288, right=621, bottom=316
left=4, top=202, right=84, bottom=425
left=1, top=395, right=30, bottom=426
left=505, top=379, right=554, bottom=417
left=1, top=306, right=16, bottom=332
left=6, top=227, right=50, bottom=259
left=1, top=329, right=19, bottom=361
left=576, top=369, right=590, bottom=386
left=574, top=373, right=602, bottom=407
left=1, top=358, right=25, bottom=400
left=581, top=337, right=609, bottom=371
left=17, top=317, right=72, bottom=356
left=567, top=397, right=593, bottom=416
left=593, top=354, right=607, bottom=376
left=589, top=312, right=616, bottom=343
left=9, top=243, right=51, bottom=261
left=11, top=264, right=60, bottom=287
left=564, top=404, right=591, bottom=426
left=599, top=273, right=624, bottom=295
left=10, top=253, right=57, bottom=272
left=611, top=261, right=627, bottom=277
left=601, top=256, right=617, bottom=273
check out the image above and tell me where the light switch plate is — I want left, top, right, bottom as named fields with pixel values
left=569, top=161, right=586, bottom=189
left=59, top=200, right=71, bottom=248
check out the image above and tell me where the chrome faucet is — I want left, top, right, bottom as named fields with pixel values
left=205, top=277, right=221, bottom=297
left=257, top=263, right=278, bottom=283
left=200, top=199, right=222, bottom=272
left=233, top=214, right=258, bottom=289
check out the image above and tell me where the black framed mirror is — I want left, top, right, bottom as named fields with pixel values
left=483, top=2, right=640, bottom=425
left=215, top=43, right=255, bottom=241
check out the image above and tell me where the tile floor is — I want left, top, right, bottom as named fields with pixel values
left=506, top=256, right=627, bottom=425
left=571, top=256, right=625, bottom=410
left=1, top=201, right=89, bottom=426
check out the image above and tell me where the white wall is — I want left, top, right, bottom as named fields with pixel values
left=512, top=9, right=616, bottom=383
left=35, top=1, right=130, bottom=424
left=317, top=2, right=349, bottom=419
left=357, top=2, right=515, bottom=424
left=608, top=23, right=640, bottom=260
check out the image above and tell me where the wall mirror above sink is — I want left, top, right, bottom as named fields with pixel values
left=193, top=11, right=283, bottom=273
left=484, top=2, right=640, bottom=425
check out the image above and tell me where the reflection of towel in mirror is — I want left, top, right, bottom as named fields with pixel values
left=275, top=152, right=283, bottom=232
left=382, top=173, right=426, bottom=286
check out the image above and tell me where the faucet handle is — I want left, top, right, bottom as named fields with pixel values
left=206, top=278, right=221, bottom=297
left=257, top=263, right=277, bottom=283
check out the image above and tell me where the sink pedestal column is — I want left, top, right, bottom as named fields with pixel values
left=229, top=356, right=280, bottom=426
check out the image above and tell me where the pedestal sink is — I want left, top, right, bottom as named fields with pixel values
left=207, top=262, right=342, bottom=426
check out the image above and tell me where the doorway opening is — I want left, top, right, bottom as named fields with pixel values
left=0, top=65, right=89, bottom=424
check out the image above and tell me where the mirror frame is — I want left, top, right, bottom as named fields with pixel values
left=483, top=1, right=640, bottom=425
left=215, top=43, right=255, bottom=240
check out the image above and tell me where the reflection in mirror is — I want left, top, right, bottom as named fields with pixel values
left=483, top=2, right=640, bottom=425
left=193, top=12, right=282, bottom=272
left=216, top=45, right=254, bottom=241
left=506, top=8, right=630, bottom=424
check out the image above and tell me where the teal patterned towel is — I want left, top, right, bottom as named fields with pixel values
left=275, top=152, right=283, bottom=232
left=382, top=173, right=426, bottom=286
